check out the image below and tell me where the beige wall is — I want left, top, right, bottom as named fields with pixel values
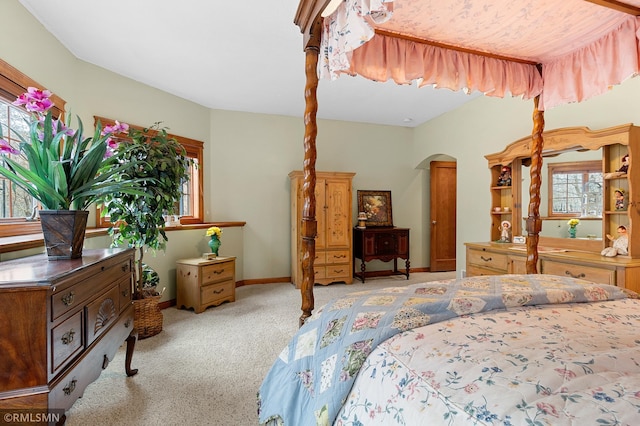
left=4, top=0, right=640, bottom=298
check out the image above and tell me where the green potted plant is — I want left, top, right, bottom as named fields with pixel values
left=100, top=122, right=193, bottom=338
left=0, top=87, right=144, bottom=259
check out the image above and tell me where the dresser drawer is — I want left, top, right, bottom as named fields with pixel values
left=314, top=266, right=326, bottom=280
left=541, top=260, right=616, bottom=285
left=49, top=304, right=134, bottom=412
left=51, top=311, right=83, bottom=374
left=326, top=264, right=350, bottom=279
left=326, top=250, right=349, bottom=264
left=51, top=257, right=131, bottom=321
left=466, top=264, right=505, bottom=277
left=201, top=281, right=234, bottom=305
left=118, top=276, right=133, bottom=313
left=85, top=284, right=120, bottom=345
left=201, top=261, right=234, bottom=285
left=314, top=251, right=327, bottom=265
left=467, top=249, right=508, bottom=273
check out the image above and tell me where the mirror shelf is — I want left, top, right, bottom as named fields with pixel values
left=485, top=124, right=640, bottom=257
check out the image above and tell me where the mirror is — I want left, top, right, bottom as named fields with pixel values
left=521, top=149, right=603, bottom=240
left=487, top=124, right=636, bottom=254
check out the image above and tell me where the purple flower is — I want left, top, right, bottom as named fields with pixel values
left=0, top=138, right=19, bottom=155
left=102, top=120, right=129, bottom=136
left=13, top=87, right=53, bottom=113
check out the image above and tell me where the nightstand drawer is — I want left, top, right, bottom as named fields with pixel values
left=202, top=261, right=234, bottom=285
left=201, top=281, right=234, bottom=305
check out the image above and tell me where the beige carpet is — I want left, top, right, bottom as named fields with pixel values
left=66, top=272, right=455, bottom=426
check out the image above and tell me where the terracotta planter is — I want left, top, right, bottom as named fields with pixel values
left=39, top=210, right=89, bottom=260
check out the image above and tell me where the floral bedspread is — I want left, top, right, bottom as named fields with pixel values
left=336, top=298, right=640, bottom=425
left=257, top=274, right=630, bottom=426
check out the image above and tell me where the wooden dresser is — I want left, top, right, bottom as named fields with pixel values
left=176, top=256, right=236, bottom=313
left=0, top=248, right=137, bottom=422
left=465, top=242, right=640, bottom=292
left=353, top=227, right=410, bottom=282
left=289, top=171, right=355, bottom=288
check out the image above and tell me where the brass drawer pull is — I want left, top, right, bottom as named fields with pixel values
left=213, top=288, right=224, bottom=294
left=61, top=291, right=75, bottom=306
left=213, top=269, right=224, bottom=275
left=61, top=329, right=75, bottom=345
left=63, top=378, right=77, bottom=396
left=480, top=256, right=492, bottom=262
left=565, top=271, right=586, bottom=279
left=121, top=289, right=129, bottom=297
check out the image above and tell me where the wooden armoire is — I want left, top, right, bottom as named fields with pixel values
left=289, top=171, right=355, bottom=288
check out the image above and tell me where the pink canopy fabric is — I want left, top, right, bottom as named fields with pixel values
left=320, top=0, right=640, bottom=110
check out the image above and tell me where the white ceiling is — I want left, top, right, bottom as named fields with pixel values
left=18, top=0, right=478, bottom=128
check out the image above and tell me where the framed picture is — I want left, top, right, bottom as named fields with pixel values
left=357, top=190, right=393, bottom=227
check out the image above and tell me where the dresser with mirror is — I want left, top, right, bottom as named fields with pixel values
left=466, top=124, right=640, bottom=293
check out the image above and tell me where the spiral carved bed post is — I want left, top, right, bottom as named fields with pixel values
left=525, top=95, right=545, bottom=274
left=299, top=18, right=322, bottom=327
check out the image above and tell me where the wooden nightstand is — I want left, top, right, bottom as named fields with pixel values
left=176, top=256, right=236, bottom=313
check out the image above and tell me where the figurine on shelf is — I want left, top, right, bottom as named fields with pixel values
left=615, top=189, right=626, bottom=211
left=497, top=166, right=512, bottom=186
left=603, top=154, right=630, bottom=178
left=499, top=220, right=511, bottom=243
left=601, top=225, right=629, bottom=257
left=617, top=154, right=629, bottom=174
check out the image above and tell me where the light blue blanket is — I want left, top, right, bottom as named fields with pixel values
left=257, top=274, right=629, bottom=426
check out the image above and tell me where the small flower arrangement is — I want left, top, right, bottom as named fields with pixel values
left=206, top=226, right=223, bottom=239
left=0, top=87, right=143, bottom=210
left=567, top=218, right=580, bottom=228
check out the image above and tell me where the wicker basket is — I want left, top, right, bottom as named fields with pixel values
left=133, top=295, right=163, bottom=339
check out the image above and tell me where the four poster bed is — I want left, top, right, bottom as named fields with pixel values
left=258, top=0, right=640, bottom=424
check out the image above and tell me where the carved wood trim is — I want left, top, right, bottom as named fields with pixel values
left=485, top=124, right=636, bottom=168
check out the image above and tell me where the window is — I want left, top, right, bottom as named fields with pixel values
left=0, top=58, right=66, bottom=237
left=548, top=161, right=602, bottom=218
left=95, top=117, right=204, bottom=227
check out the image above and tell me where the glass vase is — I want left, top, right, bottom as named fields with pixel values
left=568, top=226, right=577, bottom=238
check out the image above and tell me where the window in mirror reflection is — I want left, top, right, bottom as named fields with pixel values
left=549, top=161, right=602, bottom=218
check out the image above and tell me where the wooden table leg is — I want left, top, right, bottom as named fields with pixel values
left=125, top=332, right=138, bottom=377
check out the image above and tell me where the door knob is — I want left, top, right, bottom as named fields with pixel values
left=432, top=220, right=437, bottom=224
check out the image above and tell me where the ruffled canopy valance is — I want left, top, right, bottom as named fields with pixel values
left=320, top=0, right=640, bottom=110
